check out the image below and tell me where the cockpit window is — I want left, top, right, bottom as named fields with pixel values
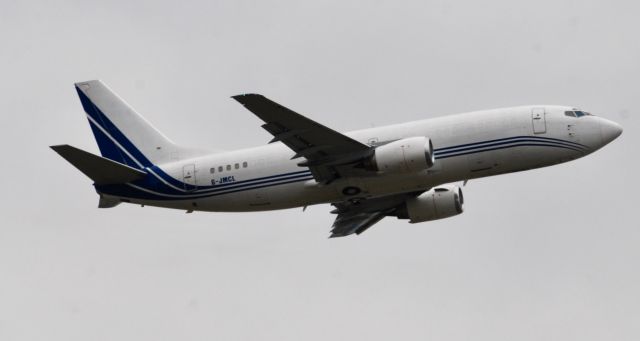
left=565, top=110, right=592, bottom=118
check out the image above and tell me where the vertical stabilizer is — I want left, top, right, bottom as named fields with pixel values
left=75, top=80, right=196, bottom=168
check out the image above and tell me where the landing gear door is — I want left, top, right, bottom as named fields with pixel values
left=531, top=107, right=547, bottom=134
left=182, top=164, right=197, bottom=191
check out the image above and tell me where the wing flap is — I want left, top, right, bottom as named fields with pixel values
left=328, top=192, right=423, bottom=238
left=330, top=211, right=388, bottom=238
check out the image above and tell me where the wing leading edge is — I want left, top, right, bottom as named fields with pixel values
left=232, top=94, right=371, bottom=184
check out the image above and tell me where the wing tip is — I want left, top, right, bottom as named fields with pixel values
left=74, top=80, right=102, bottom=90
left=231, top=93, right=264, bottom=102
left=50, top=144, right=71, bottom=153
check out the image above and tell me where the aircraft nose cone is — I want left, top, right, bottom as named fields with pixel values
left=600, top=118, right=623, bottom=145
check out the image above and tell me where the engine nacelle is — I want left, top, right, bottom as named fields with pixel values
left=365, top=136, right=435, bottom=173
left=403, top=185, right=464, bottom=223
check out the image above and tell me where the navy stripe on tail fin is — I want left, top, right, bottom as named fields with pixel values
left=76, top=86, right=150, bottom=169
left=75, top=80, right=202, bottom=168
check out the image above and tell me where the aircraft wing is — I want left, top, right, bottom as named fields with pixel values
left=232, top=94, right=371, bottom=183
left=329, top=192, right=422, bottom=238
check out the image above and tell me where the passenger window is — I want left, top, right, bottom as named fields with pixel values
left=210, top=167, right=215, bottom=174
left=565, top=111, right=576, bottom=117
left=218, top=166, right=223, bottom=172
left=242, top=161, right=248, bottom=168
left=235, top=163, right=239, bottom=169
left=226, top=165, right=231, bottom=171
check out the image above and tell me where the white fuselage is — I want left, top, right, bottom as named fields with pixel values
left=98, top=105, right=614, bottom=212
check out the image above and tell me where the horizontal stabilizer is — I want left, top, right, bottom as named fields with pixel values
left=51, top=144, right=147, bottom=185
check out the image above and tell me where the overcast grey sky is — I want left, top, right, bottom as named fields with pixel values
left=1, top=0, right=638, bottom=340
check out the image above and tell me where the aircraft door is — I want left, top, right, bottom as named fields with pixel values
left=531, top=108, right=547, bottom=134
left=182, top=164, right=197, bottom=190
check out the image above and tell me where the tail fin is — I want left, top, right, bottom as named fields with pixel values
left=75, top=80, right=194, bottom=169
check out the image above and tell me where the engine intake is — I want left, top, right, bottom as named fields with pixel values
left=401, top=185, right=464, bottom=223
left=364, top=136, right=435, bottom=173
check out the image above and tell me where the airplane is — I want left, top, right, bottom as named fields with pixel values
left=51, top=80, right=623, bottom=237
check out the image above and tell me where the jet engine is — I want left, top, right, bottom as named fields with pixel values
left=398, top=185, right=464, bottom=223
left=364, top=136, right=435, bottom=173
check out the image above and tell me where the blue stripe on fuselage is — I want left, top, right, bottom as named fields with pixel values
left=435, top=135, right=586, bottom=154
left=98, top=175, right=316, bottom=201
left=435, top=142, right=583, bottom=159
left=130, top=170, right=314, bottom=196
left=434, top=138, right=585, bottom=158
